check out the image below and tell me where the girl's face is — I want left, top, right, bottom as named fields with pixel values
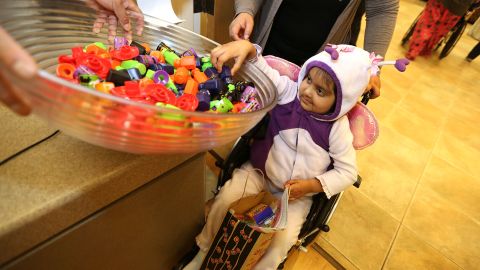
left=298, top=67, right=336, bottom=114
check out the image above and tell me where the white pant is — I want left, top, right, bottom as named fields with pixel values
left=196, top=162, right=312, bottom=270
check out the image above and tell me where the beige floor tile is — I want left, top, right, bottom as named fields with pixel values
left=443, top=118, right=480, bottom=152
left=448, top=97, right=480, bottom=125
left=433, top=131, right=480, bottom=177
left=403, top=184, right=480, bottom=269
left=379, top=69, right=413, bottom=104
left=366, top=98, right=396, bottom=122
left=384, top=226, right=461, bottom=270
left=313, top=0, right=480, bottom=269
left=384, top=105, right=440, bottom=150
left=317, top=189, right=400, bottom=270
left=314, top=238, right=358, bottom=270
left=285, top=248, right=337, bottom=270
left=419, top=155, right=480, bottom=222
left=396, top=82, right=456, bottom=129
left=455, top=76, right=480, bottom=99
left=443, top=102, right=480, bottom=151
left=356, top=126, right=430, bottom=220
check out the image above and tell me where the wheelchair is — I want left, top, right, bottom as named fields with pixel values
left=401, top=2, right=479, bottom=59
left=174, top=55, right=377, bottom=270
left=174, top=101, right=371, bottom=270
left=205, top=114, right=362, bottom=270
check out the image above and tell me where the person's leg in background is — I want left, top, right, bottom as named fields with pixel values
left=407, top=0, right=462, bottom=60
left=467, top=41, right=480, bottom=61
left=406, top=0, right=436, bottom=59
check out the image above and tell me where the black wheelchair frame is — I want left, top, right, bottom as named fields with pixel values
left=174, top=88, right=372, bottom=270
left=208, top=114, right=361, bottom=255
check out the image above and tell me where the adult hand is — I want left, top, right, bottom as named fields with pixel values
left=88, top=0, right=144, bottom=43
left=229, top=13, right=254, bottom=40
left=0, top=27, right=36, bottom=116
left=365, top=75, right=381, bottom=99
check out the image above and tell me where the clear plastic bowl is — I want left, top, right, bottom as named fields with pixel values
left=1, top=0, right=276, bottom=154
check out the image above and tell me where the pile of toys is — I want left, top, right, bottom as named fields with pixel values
left=55, top=37, right=261, bottom=113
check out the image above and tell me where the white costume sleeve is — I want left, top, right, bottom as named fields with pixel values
left=315, top=116, right=358, bottom=198
left=250, top=46, right=299, bottom=104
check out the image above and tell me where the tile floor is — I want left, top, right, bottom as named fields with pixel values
left=314, top=0, right=480, bottom=269
left=205, top=0, right=480, bottom=269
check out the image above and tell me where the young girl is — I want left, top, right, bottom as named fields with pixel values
left=185, top=41, right=395, bottom=270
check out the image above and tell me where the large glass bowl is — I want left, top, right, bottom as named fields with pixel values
left=0, top=0, right=276, bottom=154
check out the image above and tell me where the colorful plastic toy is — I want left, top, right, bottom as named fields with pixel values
left=55, top=38, right=262, bottom=115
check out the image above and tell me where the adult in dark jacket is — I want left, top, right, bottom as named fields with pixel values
left=230, top=0, right=399, bottom=99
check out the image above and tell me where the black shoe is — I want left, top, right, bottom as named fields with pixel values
left=172, top=244, right=200, bottom=270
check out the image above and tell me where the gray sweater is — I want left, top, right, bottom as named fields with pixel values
left=234, top=0, right=399, bottom=57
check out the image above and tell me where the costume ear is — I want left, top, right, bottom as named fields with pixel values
left=324, top=46, right=339, bottom=60
left=347, top=102, right=379, bottom=150
left=264, top=55, right=301, bottom=81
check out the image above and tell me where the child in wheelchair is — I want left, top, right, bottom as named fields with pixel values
left=184, top=41, right=408, bottom=270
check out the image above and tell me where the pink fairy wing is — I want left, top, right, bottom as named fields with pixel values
left=347, top=102, right=379, bottom=150
left=264, top=55, right=300, bottom=81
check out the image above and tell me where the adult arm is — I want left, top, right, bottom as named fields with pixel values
left=234, top=0, right=265, bottom=17
left=363, top=0, right=399, bottom=57
left=230, top=0, right=265, bottom=40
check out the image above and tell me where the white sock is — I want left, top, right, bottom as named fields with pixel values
left=183, top=250, right=207, bottom=270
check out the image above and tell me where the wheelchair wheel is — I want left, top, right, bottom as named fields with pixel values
left=439, top=18, right=467, bottom=59
left=433, top=37, right=444, bottom=51
left=401, top=12, right=422, bottom=46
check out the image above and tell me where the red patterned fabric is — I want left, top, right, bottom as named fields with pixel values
left=406, top=0, right=462, bottom=60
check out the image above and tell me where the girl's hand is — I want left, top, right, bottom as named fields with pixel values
left=210, top=40, right=256, bottom=76
left=284, top=179, right=323, bottom=201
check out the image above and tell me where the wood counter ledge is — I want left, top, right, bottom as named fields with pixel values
left=0, top=133, right=196, bottom=266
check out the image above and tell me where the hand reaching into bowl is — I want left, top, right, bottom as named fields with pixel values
left=0, top=0, right=145, bottom=116
left=0, top=27, right=35, bottom=116
left=88, top=0, right=144, bottom=43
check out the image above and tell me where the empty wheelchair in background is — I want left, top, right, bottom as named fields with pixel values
left=174, top=55, right=378, bottom=270
left=401, top=2, right=480, bottom=59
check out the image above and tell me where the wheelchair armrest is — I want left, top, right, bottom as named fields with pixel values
left=208, top=149, right=225, bottom=168
left=354, top=175, right=362, bottom=188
